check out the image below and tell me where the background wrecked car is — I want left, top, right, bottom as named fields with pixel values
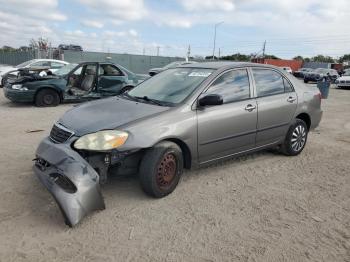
left=3, top=62, right=148, bottom=106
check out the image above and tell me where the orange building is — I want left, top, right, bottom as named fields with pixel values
left=252, top=58, right=303, bottom=72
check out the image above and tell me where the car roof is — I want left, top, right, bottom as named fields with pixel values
left=179, top=61, right=279, bottom=70
left=30, top=59, right=69, bottom=63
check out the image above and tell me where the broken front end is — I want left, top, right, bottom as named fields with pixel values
left=33, top=123, right=141, bottom=227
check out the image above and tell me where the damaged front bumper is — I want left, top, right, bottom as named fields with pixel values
left=33, top=137, right=105, bottom=227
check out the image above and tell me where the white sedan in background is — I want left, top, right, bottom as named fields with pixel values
left=335, top=70, right=350, bottom=88
left=0, top=59, right=69, bottom=86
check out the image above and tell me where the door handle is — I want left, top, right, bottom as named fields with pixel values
left=245, top=104, right=256, bottom=112
left=287, top=96, right=296, bottom=103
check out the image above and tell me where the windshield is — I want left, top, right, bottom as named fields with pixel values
left=16, top=60, right=36, bottom=68
left=315, top=68, right=328, bottom=73
left=163, top=61, right=183, bottom=69
left=127, top=68, right=213, bottom=105
left=54, top=64, right=78, bottom=76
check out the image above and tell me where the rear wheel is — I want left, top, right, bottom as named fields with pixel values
left=139, top=141, right=183, bottom=198
left=281, top=119, right=308, bottom=156
left=35, top=89, right=60, bottom=107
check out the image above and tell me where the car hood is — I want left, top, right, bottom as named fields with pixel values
left=149, top=68, right=162, bottom=72
left=338, top=76, right=350, bottom=81
left=10, top=74, right=61, bottom=84
left=59, top=97, right=170, bottom=136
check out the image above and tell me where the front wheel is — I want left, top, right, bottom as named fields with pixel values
left=280, top=119, right=308, bottom=156
left=139, top=141, right=183, bottom=198
left=120, top=85, right=134, bottom=94
left=35, top=89, right=60, bottom=107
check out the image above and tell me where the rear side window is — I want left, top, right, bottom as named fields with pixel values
left=99, top=64, right=123, bottom=76
left=252, top=69, right=293, bottom=97
left=206, top=69, right=250, bottom=104
left=283, top=78, right=293, bottom=92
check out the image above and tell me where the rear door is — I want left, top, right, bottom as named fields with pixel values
left=251, top=68, right=297, bottom=146
left=97, top=64, right=128, bottom=96
left=197, top=68, right=258, bottom=163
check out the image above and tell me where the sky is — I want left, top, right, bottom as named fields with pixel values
left=0, top=0, right=350, bottom=59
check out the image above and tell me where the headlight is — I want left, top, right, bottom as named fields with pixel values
left=74, top=130, right=128, bottom=151
left=12, top=84, right=28, bottom=91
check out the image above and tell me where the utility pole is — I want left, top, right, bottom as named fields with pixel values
left=156, top=46, right=160, bottom=56
left=186, top=45, right=191, bottom=62
left=212, top=22, right=224, bottom=60
left=143, top=47, right=145, bottom=56
left=218, top=48, right=221, bottom=60
left=262, top=40, right=266, bottom=59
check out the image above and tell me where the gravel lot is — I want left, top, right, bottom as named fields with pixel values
left=0, top=85, right=349, bottom=262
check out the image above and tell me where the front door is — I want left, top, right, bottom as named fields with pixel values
left=64, top=63, right=99, bottom=102
left=251, top=68, right=298, bottom=146
left=197, top=68, right=258, bottom=163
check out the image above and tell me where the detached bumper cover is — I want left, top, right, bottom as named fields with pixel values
left=33, top=137, right=105, bottom=227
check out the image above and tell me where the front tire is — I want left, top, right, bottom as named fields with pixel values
left=139, top=141, right=183, bottom=198
left=120, top=85, right=134, bottom=94
left=281, top=119, right=308, bottom=156
left=35, top=89, right=60, bottom=107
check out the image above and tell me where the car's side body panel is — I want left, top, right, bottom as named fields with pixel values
left=197, top=100, right=258, bottom=163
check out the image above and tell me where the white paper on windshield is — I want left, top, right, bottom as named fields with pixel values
left=188, top=72, right=211, bottom=77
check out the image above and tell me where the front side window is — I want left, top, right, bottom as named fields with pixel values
left=252, top=69, right=286, bottom=97
left=127, top=68, right=213, bottom=105
left=206, top=69, right=250, bottom=103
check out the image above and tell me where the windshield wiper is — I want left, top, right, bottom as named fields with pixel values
left=119, top=92, right=138, bottom=101
left=133, top=96, right=168, bottom=106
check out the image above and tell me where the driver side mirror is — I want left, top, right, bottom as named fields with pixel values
left=198, top=94, right=223, bottom=107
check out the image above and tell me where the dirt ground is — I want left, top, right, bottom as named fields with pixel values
left=0, top=85, right=349, bottom=262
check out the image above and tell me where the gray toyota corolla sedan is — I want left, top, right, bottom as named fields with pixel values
left=33, top=62, right=323, bottom=226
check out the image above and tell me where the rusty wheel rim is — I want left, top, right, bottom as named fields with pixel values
left=156, top=153, right=177, bottom=189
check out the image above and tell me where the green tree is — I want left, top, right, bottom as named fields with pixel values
left=220, top=53, right=251, bottom=61
left=311, top=55, right=335, bottom=63
left=339, top=54, right=350, bottom=63
left=293, top=55, right=304, bottom=61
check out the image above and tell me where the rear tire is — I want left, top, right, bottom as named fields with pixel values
left=139, top=141, right=183, bottom=198
left=35, top=89, right=60, bottom=107
left=281, top=119, right=308, bottom=156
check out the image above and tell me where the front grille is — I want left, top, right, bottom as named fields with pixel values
left=50, top=123, right=74, bottom=143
